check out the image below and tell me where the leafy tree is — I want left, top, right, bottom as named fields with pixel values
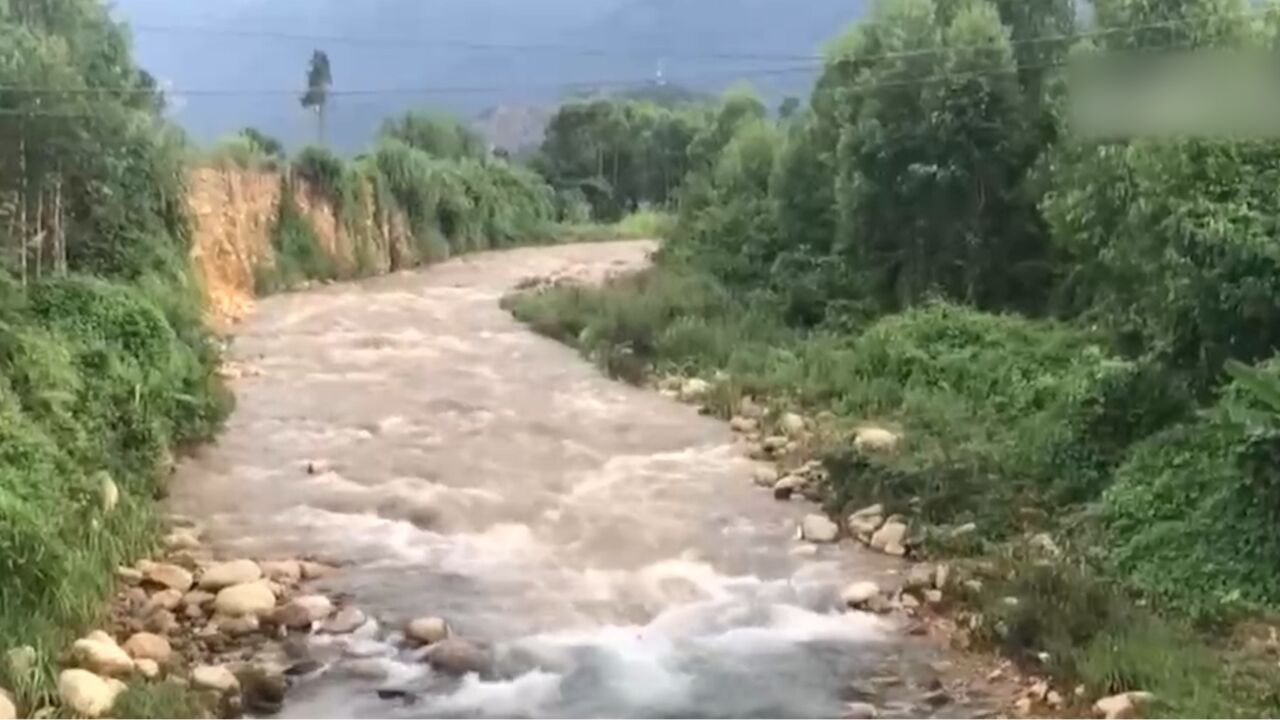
left=300, top=50, right=332, bottom=145
left=378, top=110, right=484, bottom=160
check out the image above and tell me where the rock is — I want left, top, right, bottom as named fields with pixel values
left=143, top=563, right=193, bottom=592
left=842, top=702, right=879, bottom=719
left=1093, top=691, right=1155, bottom=719
left=182, top=589, right=215, bottom=610
left=405, top=617, right=449, bottom=646
left=963, top=579, right=985, bottom=594
left=425, top=638, right=489, bottom=676
left=100, top=473, right=119, bottom=514
left=215, top=613, right=261, bottom=637
left=214, top=582, right=276, bottom=617
left=260, top=560, right=302, bottom=584
left=72, top=634, right=135, bottom=677
left=58, top=669, right=124, bottom=718
left=199, top=560, right=263, bottom=591
left=271, top=603, right=313, bottom=630
left=1014, top=697, right=1034, bottom=717
left=191, top=665, right=239, bottom=694
left=0, top=689, right=14, bottom=720
left=1029, top=532, right=1062, bottom=557
left=801, top=514, right=840, bottom=543
left=306, top=459, right=331, bottom=475
left=135, top=659, right=160, bottom=679
left=285, top=660, right=324, bottom=677
left=854, top=426, right=900, bottom=454
left=323, top=607, right=367, bottom=634
left=730, top=416, right=758, bottom=434
left=239, top=666, right=287, bottom=715
left=144, top=609, right=178, bottom=636
left=846, top=505, right=885, bottom=538
left=679, top=378, right=711, bottom=402
left=115, top=567, right=143, bottom=586
left=900, top=593, right=921, bottom=610
left=924, top=589, right=944, bottom=604
left=762, top=435, right=789, bottom=453
left=299, top=561, right=333, bottom=580
left=772, top=475, right=803, bottom=500
left=904, top=564, right=935, bottom=591
left=739, top=396, right=765, bottom=419
left=752, top=466, right=778, bottom=488
left=145, top=589, right=184, bottom=613
left=289, top=595, right=334, bottom=622
left=870, top=522, right=908, bottom=553
left=840, top=581, right=882, bottom=608
left=122, top=633, right=172, bottom=665
left=864, top=594, right=893, bottom=614
left=1047, top=690, right=1065, bottom=709
left=1027, top=680, right=1050, bottom=701
left=922, top=689, right=952, bottom=707
left=163, top=529, right=201, bottom=551
left=780, top=413, right=807, bottom=437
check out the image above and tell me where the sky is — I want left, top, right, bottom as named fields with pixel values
left=111, top=0, right=866, bottom=150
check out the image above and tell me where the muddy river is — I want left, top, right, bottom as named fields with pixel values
left=170, top=241, right=971, bottom=719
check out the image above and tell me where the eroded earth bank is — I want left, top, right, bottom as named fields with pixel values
left=167, top=241, right=1011, bottom=719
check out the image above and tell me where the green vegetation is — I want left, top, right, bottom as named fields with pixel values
left=511, top=0, right=1280, bottom=713
left=0, top=0, right=231, bottom=713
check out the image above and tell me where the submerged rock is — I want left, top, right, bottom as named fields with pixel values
left=424, top=639, right=489, bottom=676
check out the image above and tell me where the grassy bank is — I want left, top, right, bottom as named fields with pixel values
left=0, top=275, right=231, bottom=712
left=508, top=260, right=1280, bottom=718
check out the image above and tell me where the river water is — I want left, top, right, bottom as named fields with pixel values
left=170, top=241, right=960, bottom=719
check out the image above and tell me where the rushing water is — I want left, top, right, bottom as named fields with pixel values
left=170, top=241, right=959, bottom=719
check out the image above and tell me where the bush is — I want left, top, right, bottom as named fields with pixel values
left=1101, top=359, right=1280, bottom=620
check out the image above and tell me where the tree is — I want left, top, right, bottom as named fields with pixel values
left=300, top=50, right=332, bottom=146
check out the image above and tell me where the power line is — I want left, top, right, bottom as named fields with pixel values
left=127, top=23, right=824, bottom=63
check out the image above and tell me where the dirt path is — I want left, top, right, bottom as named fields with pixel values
left=170, top=241, right=1003, bottom=718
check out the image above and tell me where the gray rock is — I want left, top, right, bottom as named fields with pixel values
left=425, top=639, right=490, bottom=676
left=322, top=607, right=367, bottom=634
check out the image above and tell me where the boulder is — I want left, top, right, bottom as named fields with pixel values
left=730, top=417, right=758, bottom=434
left=135, top=659, right=160, bottom=679
left=145, top=589, right=183, bottom=614
left=191, top=665, right=239, bottom=694
left=870, top=522, right=908, bottom=553
left=214, top=582, right=276, bottom=617
left=72, top=634, right=134, bottom=677
left=0, top=689, right=14, bottom=720
left=425, top=638, right=489, bottom=676
left=182, top=590, right=215, bottom=610
left=115, top=567, right=143, bottom=586
left=289, top=595, right=334, bottom=623
left=780, top=413, right=807, bottom=437
left=322, top=606, right=367, bottom=634
left=801, top=514, right=840, bottom=543
left=854, top=426, right=900, bottom=454
left=143, top=563, right=193, bottom=592
left=1093, top=691, right=1155, bottom=719
left=122, top=633, right=171, bottom=665
left=144, top=609, right=178, bottom=636
left=840, top=581, right=882, bottom=608
left=215, top=613, right=261, bottom=637
left=260, top=560, right=302, bottom=584
left=739, top=396, right=765, bottom=419
left=773, top=476, right=803, bottom=501
left=904, top=564, right=935, bottom=592
left=1014, top=697, right=1034, bottom=717
left=198, top=560, right=262, bottom=591
left=58, top=670, right=124, bottom=718
left=762, top=436, right=789, bottom=454
left=847, top=504, right=885, bottom=539
left=405, top=617, right=449, bottom=646
left=752, top=467, right=778, bottom=488
left=678, top=378, right=711, bottom=402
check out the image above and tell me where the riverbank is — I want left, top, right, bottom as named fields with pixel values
left=507, top=260, right=1280, bottom=719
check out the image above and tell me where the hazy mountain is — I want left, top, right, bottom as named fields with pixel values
left=113, top=0, right=865, bottom=152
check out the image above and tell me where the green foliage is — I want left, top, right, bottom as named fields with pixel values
left=379, top=110, right=484, bottom=160
left=208, top=133, right=278, bottom=171
left=238, top=127, right=285, bottom=158
left=257, top=183, right=336, bottom=294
